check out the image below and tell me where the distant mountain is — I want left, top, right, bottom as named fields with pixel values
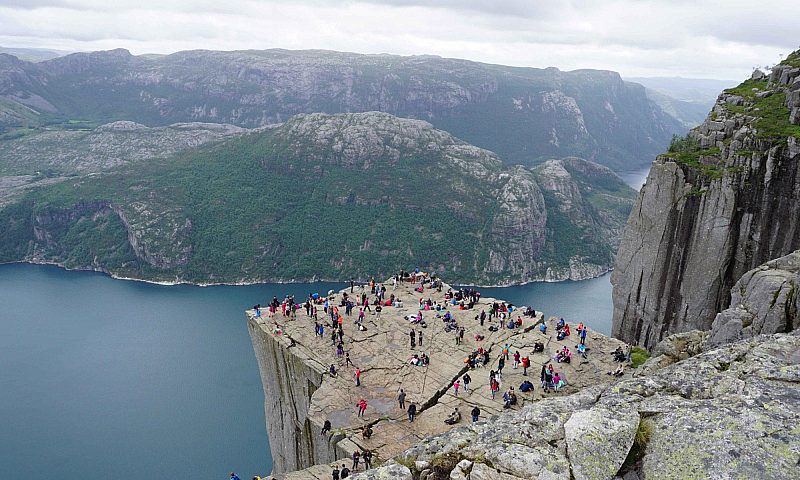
left=0, top=46, right=70, bottom=63
left=0, top=48, right=685, bottom=171
left=625, top=77, right=739, bottom=105
left=0, top=112, right=637, bottom=285
left=641, top=88, right=711, bottom=128
left=625, top=77, right=739, bottom=129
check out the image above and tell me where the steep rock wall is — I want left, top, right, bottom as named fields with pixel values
left=612, top=61, right=800, bottom=348
left=248, top=315, right=341, bottom=474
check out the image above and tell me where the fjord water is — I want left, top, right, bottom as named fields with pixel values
left=0, top=263, right=612, bottom=480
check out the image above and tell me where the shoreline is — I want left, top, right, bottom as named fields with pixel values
left=0, top=259, right=612, bottom=288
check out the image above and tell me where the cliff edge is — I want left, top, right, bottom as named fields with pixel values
left=612, top=54, right=800, bottom=349
left=248, top=277, right=628, bottom=475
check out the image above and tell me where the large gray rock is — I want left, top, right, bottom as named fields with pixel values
left=708, top=249, right=800, bottom=346
left=565, top=405, right=639, bottom=480
left=612, top=61, right=800, bottom=349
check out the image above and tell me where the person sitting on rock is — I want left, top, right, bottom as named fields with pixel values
left=612, top=346, right=627, bottom=363
left=361, top=424, right=373, bottom=439
left=557, top=318, right=566, bottom=331
left=444, top=407, right=461, bottom=425
left=539, top=322, right=547, bottom=334
left=533, top=342, right=545, bottom=353
left=576, top=343, right=587, bottom=359
left=321, top=419, right=332, bottom=436
left=608, top=365, right=625, bottom=377
left=519, top=380, right=534, bottom=392
left=329, top=364, right=338, bottom=377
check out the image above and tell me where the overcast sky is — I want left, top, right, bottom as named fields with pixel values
left=0, top=0, right=797, bottom=79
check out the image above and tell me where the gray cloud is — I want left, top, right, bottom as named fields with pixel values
left=0, top=0, right=796, bottom=79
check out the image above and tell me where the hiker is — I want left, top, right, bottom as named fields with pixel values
left=345, top=352, right=353, bottom=367
left=497, top=355, right=505, bottom=374
left=519, top=380, right=534, bottom=392
left=363, top=450, right=373, bottom=470
left=352, top=450, right=361, bottom=471
left=513, top=350, right=521, bottom=368
left=471, top=405, right=480, bottom=422
left=539, top=323, right=547, bottom=334
left=410, top=330, right=416, bottom=349
left=357, top=398, right=367, bottom=417
left=480, top=310, right=486, bottom=326
left=418, top=330, right=423, bottom=347
left=580, top=326, right=588, bottom=345
left=321, top=419, right=332, bottom=436
left=354, top=367, right=362, bottom=386
left=331, top=466, right=340, bottom=480
left=490, top=378, right=499, bottom=399
left=463, top=373, right=471, bottom=391
left=521, top=356, right=530, bottom=376
left=375, top=303, right=382, bottom=320
left=398, top=389, right=406, bottom=409
left=453, top=380, right=461, bottom=396
left=407, top=402, right=417, bottom=422
left=503, top=344, right=510, bottom=360
left=329, top=364, right=337, bottom=377
left=340, top=465, right=350, bottom=479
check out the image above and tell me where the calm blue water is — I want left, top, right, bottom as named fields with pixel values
left=0, top=263, right=613, bottom=479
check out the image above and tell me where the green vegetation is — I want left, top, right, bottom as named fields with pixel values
left=621, top=418, right=654, bottom=472
left=780, top=49, right=800, bottom=68
left=630, top=347, right=651, bottom=368
left=0, top=116, right=635, bottom=284
left=663, top=134, right=727, bottom=180
left=722, top=77, right=800, bottom=142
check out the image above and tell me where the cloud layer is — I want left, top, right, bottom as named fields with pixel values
left=0, top=0, right=797, bottom=78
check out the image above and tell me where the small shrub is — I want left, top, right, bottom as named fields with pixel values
left=630, top=347, right=651, bottom=368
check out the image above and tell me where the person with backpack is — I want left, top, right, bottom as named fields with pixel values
left=331, top=465, right=340, bottom=480
left=471, top=405, right=480, bottom=422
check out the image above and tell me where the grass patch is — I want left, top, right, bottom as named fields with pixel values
left=630, top=347, right=651, bottom=368
left=780, top=49, right=800, bottom=68
left=663, top=135, right=726, bottom=179
left=621, top=418, right=654, bottom=472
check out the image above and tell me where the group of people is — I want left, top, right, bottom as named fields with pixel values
left=259, top=272, right=631, bottom=480
left=330, top=449, right=374, bottom=480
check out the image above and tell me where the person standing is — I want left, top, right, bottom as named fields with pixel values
left=357, top=398, right=367, bottom=417
left=580, top=326, right=588, bottom=345
left=521, top=356, right=530, bottom=376
left=340, top=465, right=350, bottom=479
left=407, top=402, right=417, bottom=422
left=497, top=355, right=505, bottom=375
left=513, top=350, right=521, bottom=369
left=453, top=380, right=460, bottom=396
left=354, top=367, right=362, bottom=387
left=332, top=466, right=340, bottom=480
left=480, top=310, right=486, bottom=326
left=471, top=406, right=480, bottom=422
left=350, top=279, right=354, bottom=293
left=462, top=373, right=471, bottom=392
left=363, top=449, right=373, bottom=470
left=352, top=450, right=361, bottom=471
left=375, top=304, right=382, bottom=320
left=410, top=330, right=416, bottom=349
left=418, top=330, right=423, bottom=347
left=398, top=389, right=406, bottom=409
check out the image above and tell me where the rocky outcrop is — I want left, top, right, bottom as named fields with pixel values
left=612, top=57, right=800, bottom=349
left=708, top=249, right=800, bottom=347
left=0, top=120, right=247, bottom=178
left=393, top=332, right=800, bottom=480
left=248, top=278, right=629, bottom=476
left=0, top=48, right=684, bottom=170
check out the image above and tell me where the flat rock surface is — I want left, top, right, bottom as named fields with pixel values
left=249, top=278, right=629, bottom=467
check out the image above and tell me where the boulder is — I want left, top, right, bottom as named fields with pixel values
left=565, top=405, right=639, bottom=480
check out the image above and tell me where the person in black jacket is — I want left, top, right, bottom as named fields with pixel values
left=471, top=406, right=480, bottom=422
left=407, top=402, right=417, bottom=422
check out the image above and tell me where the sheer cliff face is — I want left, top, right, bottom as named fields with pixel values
left=248, top=316, right=340, bottom=474
left=612, top=58, right=800, bottom=348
